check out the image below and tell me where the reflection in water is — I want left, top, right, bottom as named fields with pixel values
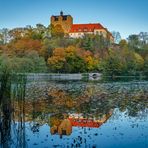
left=0, top=74, right=27, bottom=148
left=50, top=111, right=113, bottom=138
left=0, top=73, right=11, bottom=148
left=0, top=75, right=148, bottom=148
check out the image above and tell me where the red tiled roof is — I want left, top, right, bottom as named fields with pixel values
left=68, top=118, right=103, bottom=128
left=69, top=23, right=105, bottom=33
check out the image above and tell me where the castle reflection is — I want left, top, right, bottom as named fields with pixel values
left=50, top=111, right=113, bottom=137
left=12, top=96, right=113, bottom=137
left=12, top=98, right=113, bottom=137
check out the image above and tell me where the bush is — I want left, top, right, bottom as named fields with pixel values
left=0, top=51, right=47, bottom=73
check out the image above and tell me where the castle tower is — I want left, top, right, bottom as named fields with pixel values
left=51, top=11, right=73, bottom=33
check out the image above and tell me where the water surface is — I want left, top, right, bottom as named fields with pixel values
left=0, top=75, right=148, bottom=148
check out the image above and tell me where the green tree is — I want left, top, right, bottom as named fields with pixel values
left=65, top=56, right=86, bottom=73
left=128, top=34, right=140, bottom=50
left=112, top=31, right=121, bottom=44
left=143, top=56, right=148, bottom=76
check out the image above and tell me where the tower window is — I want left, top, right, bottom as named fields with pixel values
left=54, top=17, right=59, bottom=21
left=63, top=16, right=67, bottom=21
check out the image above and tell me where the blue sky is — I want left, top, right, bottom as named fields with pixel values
left=0, top=0, right=148, bottom=39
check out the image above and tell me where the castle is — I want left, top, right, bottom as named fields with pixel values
left=51, top=11, right=113, bottom=41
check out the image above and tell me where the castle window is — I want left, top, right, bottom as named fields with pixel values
left=78, top=28, right=82, bottom=32
left=84, top=28, right=88, bottom=32
left=54, top=17, right=59, bottom=21
left=62, top=130, right=67, bottom=135
left=96, top=31, right=99, bottom=34
left=63, top=16, right=67, bottom=21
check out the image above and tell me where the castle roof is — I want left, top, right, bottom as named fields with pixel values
left=69, top=23, right=105, bottom=33
left=51, top=11, right=71, bottom=18
left=68, top=118, right=103, bottom=128
left=52, top=15, right=71, bottom=18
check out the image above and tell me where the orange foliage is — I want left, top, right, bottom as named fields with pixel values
left=8, top=38, right=42, bottom=55
left=77, top=49, right=99, bottom=70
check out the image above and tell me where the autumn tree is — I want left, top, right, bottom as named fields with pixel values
left=65, top=46, right=86, bottom=73
left=51, top=24, right=64, bottom=38
left=8, top=38, right=42, bottom=57
left=48, top=48, right=66, bottom=72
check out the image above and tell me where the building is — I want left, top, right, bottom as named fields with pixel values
left=68, top=112, right=113, bottom=128
left=50, top=11, right=113, bottom=41
left=51, top=11, right=73, bottom=34
left=69, top=23, right=113, bottom=41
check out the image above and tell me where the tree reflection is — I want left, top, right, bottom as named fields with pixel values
left=0, top=74, right=27, bottom=148
left=0, top=72, right=11, bottom=147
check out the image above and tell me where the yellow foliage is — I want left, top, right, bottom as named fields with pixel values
left=48, top=48, right=66, bottom=65
left=85, top=55, right=99, bottom=70
left=65, top=46, right=76, bottom=57
left=52, top=48, right=65, bottom=57
left=50, top=117, right=61, bottom=126
left=134, top=53, right=144, bottom=67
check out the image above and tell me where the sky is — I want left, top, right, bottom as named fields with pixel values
left=0, top=0, right=148, bottom=39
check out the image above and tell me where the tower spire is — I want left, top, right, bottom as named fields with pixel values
left=60, top=11, right=63, bottom=16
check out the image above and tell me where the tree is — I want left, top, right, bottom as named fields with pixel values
left=143, top=56, right=148, bottom=76
left=134, top=52, right=144, bottom=71
left=112, top=31, right=121, bottom=44
left=82, top=50, right=99, bottom=71
left=0, top=52, right=47, bottom=73
left=8, top=28, right=24, bottom=41
left=81, top=34, right=94, bottom=52
left=0, top=34, right=3, bottom=44
left=139, top=32, right=148, bottom=45
left=128, top=34, right=140, bottom=50
left=119, top=39, right=128, bottom=49
left=65, top=46, right=87, bottom=73
left=48, top=48, right=66, bottom=72
left=8, top=38, right=42, bottom=57
left=0, top=28, right=10, bottom=44
left=47, top=46, right=88, bottom=73
left=79, top=34, right=110, bottom=58
left=65, top=55, right=86, bottom=73
left=101, top=50, right=124, bottom=76
left=51, top=24, right=64, bottom=38
left=25, top=51, right=47, bottom=72
left=31, top=24, right=47, bottom=40
left=0, top=54, right=11, bottom=73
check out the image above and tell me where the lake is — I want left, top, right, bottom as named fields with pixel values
left=0, top=75, right=148, bottom=148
